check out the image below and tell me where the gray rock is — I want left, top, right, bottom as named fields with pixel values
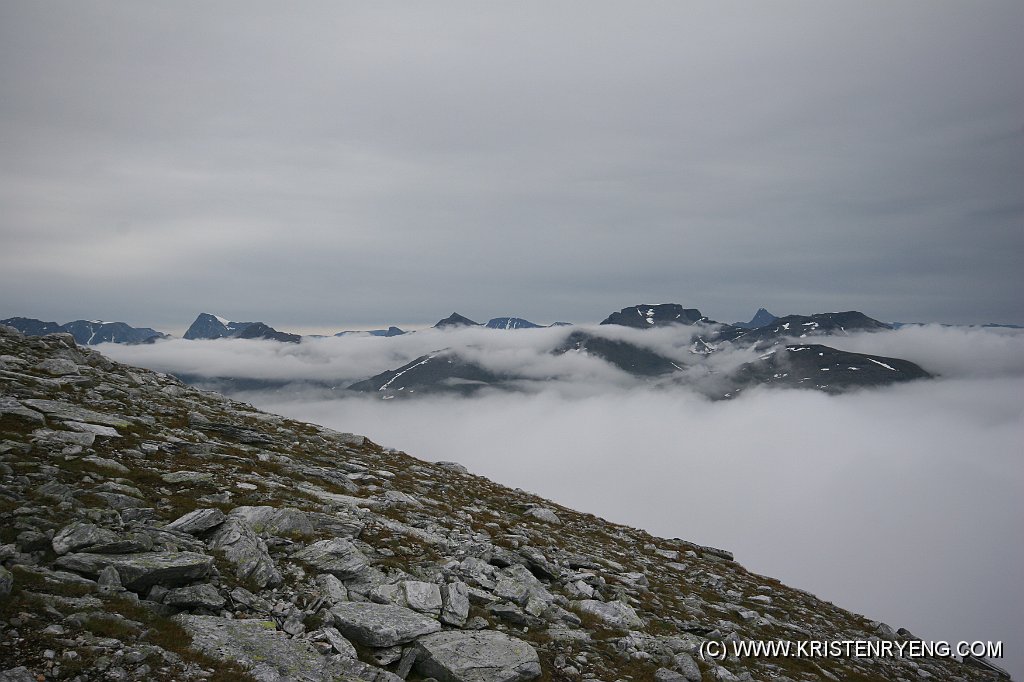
left=63, top=421, right=120, bottom=437
left=54, top=551, right=213, bottom=592
left=21, top=399, right=131, bottom=427
left=0, top=566, right=12, bottom=597
left=401, top=580, right=443, bottom=616
left=320, top=626, right=357, bottom=658
left=0, top=667, right=37, bottom=682
left=440, top=581, right=470, bottom=627
left=573, top=599, right=644, bottom=630
left=329, top=601, right=442, bottom=647
left=164, top=583, right=226, bottom=610
left=655, top=669, right=688, bottom=681
left=314, top=573, right=348, bottom=603
left=292, top=538, right=368, bottom=579
left=0, top=398, right=45, bottom=426
left=174, top=614, right=345, bottom=681
left=36, top=358, right=80, bottom=376
left=229, top=586, right=272, bottom=614
left=415, top=630, right=541, bottom=682
left=52, top=522, right=120, bottom=555
left=673, top=652, right=702, bottom=681
left=207, top=518, right=281, bottom=588
left=97, top=565, right=123, bottom=591
left=524, top=507, right=561, bottom=525
left=166, top=508, right=227, bottom=535
left=231, top=505, right=314, bottom=538
left=161, top=471, right=215, bottom=485
left=81, top=455, right=130, bottom=473
left=94, top=491, right=146, bottom=510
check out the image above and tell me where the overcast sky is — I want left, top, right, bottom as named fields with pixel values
left=1, top=2, right=1022, bottom=333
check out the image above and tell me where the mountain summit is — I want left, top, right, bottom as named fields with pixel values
left=600, top=304, right=703, bottom=328
left=183, top=313, right=300, bottom=343
left=433, top=312, right=481, bottom=329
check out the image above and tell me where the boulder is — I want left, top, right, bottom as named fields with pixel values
left=573, top=599, right=644, bottom=630
left=207, top=518, right=281, bottom=588
left=166, top=508, right=227, bottom=536
left=440, top=581, right=470, bottom=627
left=291, top=538, right=367, bottom=579
left=415, top=630, right=541, bottom=682
left=164, top=583, right=226, bottom=610
left=401, top=580, right=443, bottom=616
left=230, top=505, right=314, bottom=538
left=53, top=551, right=213, bottom=592
left=174, top=614, right=345, bottom=681
left=329, top=601, right=441, bottom=647
left=52, top=522, right=120, bottom=555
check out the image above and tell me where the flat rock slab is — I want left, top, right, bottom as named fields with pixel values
left=174, top=614, right=345, bottom=682
left=572, top=599, right=644, bottom=630
left=231, top=505, right=315, bottom=538
left=330, top=601, right=441, bottom=647
left=20, top=399, right=131, bottom=427
left=291, top=538, right=368, bottom=579
left=415, top=630, right=542, bottom=682
left=166, top=508, right=226, bottom=535
left=53, top=551, right=213, bottom=592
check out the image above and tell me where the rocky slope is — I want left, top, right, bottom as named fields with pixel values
left=0, top=326, right=1007, bottom=682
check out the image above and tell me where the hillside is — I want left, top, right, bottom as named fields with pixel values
left=0, top=326, right=1008, bottom=682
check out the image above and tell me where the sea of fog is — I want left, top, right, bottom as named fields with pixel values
left=102, top=324, right=1024, bottom=678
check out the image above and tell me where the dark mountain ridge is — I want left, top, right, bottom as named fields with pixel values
left=1, top=317, right=167, bottom=345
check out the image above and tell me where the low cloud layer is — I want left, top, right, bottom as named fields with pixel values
left=101, top=325, right=1024, bottom=677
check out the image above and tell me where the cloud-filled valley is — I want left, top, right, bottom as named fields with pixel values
left=100, top=323, right=1024, bottom=677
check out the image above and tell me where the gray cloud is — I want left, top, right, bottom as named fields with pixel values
left=1, top=2, right=1023, bottom=329
left=100, top=324, right=1024, bottom=678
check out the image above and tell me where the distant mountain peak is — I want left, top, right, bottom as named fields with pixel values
left=485, top=317, right=541, bottom=330
left=600, top=304, right=703, bottom=328
left=734, top=308, right=779, bottom=329
left=433, top=312, right=481, bottom=329
left=183, top=313, right=299, bottom=343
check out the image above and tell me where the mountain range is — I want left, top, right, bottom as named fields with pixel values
left=0, top=317, right=167, bottom=345
left=3, top=305, right=945, bottom=398
left=348, top=306, right=929, bottom=399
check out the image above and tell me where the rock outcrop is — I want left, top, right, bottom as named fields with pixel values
left=0, top=324, right=1009, bottom=681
